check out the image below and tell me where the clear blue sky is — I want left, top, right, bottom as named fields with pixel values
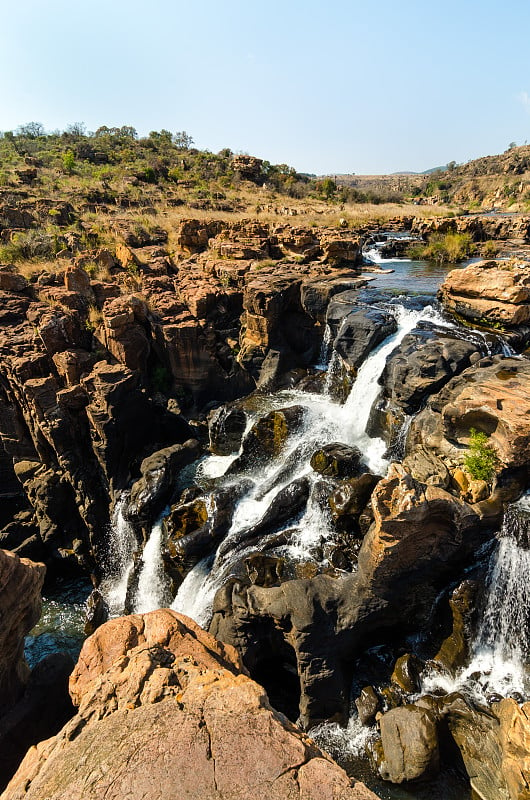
left=2, top=0, right=530, bottom=174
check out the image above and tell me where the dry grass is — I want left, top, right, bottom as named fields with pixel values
left=16, top=259, right=64, bottom=279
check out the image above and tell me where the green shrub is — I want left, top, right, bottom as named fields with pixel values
left=409, top=232, right=474, bottom=264
left=62, top=150, right=75, bottom=174
left=463, top=428, right=498, bottom=482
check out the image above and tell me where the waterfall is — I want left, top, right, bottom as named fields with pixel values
left=99, top=494, right=137, bottom=617
left=423, top=494, right=530, bottom=702
left=133, top=520, right=172, bottom=613
left=172, top=301, right=445, bottom=627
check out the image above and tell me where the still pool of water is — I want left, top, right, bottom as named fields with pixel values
left=24, top=577, right=92, bottom=668
left=363, top=258, right=459, bottom=297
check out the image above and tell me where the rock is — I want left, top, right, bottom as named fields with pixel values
left=127, top=439, right=201, bottom=534
left=328, top=473, right=381, bottom=531
left=310, top=443, right=364, bottom=478
left=0, top=550, right=45, bottom=710
left=84, top=589, right=109, bottom=636
left=380, top=323, right=480, bottom=416
left=0, top=653, right=75, bottom=792
left=63, top=266, right=93, bottom=298
left=244, top=553, right=284, bottom=587
left=232, top=154, right=264, bottom=183
left=0, top=268, right=27, bottom=293
left=405, top=356, right=530, bottom=485
left=329, top=304, right=397, bottom=372
left=208, top=405, right=247, bottom=455
left=391, top=653, right=423, bottom=694
left=211, top=464, right=487, bottom=728
left=434, top=580, right=478, bottom=673
left=495, top=698, right=530, bottom=800
left=228, top=405, right=305, bottom=473
left=375, top=705, right=440, bottom=783
left=439, top=260, right=530, bottom=327
left=2, top=610, right=376, bottom=800
left=355, top=686, right=381, bottom=726
left=446, top=694, right=511, bottom=800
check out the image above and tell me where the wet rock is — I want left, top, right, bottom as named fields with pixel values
left=2, top=610, right=377, bottom=800
left=445, top=694, right=511, bottom=800
left=127, top=439, right=201, bottom=533
left=227, top=405, right=305, bottom=473
left=391, top=653, right=423, bottom=694
left=355, top=686, right=381, bottom=726
left=310, top=442, right=364, bottom=478
left=84, top=589, right=108, bottom=636
left=380, top=324, right=480, bottom=416
left=164, top=483, right=250, bottom=585
left=217, top=477, right=311, bottom=560
left=328, top=473, right=381, bottom=532
left=434, top=580, right=478, bottom=673
left=211, top=464, right=487, bottom=728
left=244, top=553, right=284, bottom=587
left=208, top=405, right=247, bottom=455
left=327, top=301, right=397, bottom=372
left=375, top=705, right=440, bottom=783
left=439, top=259, right=530, bottom=327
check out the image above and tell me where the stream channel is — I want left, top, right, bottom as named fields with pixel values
left=25, top=242, right=524, bottom=799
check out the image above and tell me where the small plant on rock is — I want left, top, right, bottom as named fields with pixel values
left=463, top=428, right=498, bottom=482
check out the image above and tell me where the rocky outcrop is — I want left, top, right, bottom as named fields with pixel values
left=0, top=550, right=45, bottom=710
left=404, top=355, right=530, bottom=493
left=210, top=464, right=488, bottom=728
left=380, top=323, right=481, bottom=417
left=439, top=260, right=530, bottom=327
left=2, top=610, right=376, bottom=800
left=327, top=300, right=397, bottom=372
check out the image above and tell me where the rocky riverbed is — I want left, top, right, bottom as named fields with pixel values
left=1, top=217, right=530, bottom=798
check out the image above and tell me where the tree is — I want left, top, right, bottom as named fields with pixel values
left=173, top=131, right=194, bottom=149
left=64, top=122, right=86, bottom=138
left=16, top=122, right=45, bottom=139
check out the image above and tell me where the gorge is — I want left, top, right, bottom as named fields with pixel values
left=2, top=202, right=530, bottom=799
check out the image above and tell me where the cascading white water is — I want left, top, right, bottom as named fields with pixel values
left=99, top=494, right=137, bottom=617
left=172, top=302, right=447, bottom=627
left=423, top=494, right=530, bottom=702
left=133, top=520, right=172, bottom=613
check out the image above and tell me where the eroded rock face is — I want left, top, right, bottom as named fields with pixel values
left=2, top=610, right=376, bottom=800
left=439, top=260, right=530, bottom=327
left=210, top=465, right=488, bottom=727
left=0, top=550, right=45, bottom=710
left=405, top=356, right=530, bottom=493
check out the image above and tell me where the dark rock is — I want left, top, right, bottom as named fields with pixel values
left=391, top=653, right=423, bottom=694
left=356, top=685, right=381, bottom=726
left=327, top=301, right=397, bottom=371
left=0, top=652, right=75, bottom=792
left=84, top=589, right=108, bottom=636
left=208, top=405, right=247, bottom=456
left=328, top=473, right=381, bottom=532
left=227, top=405, right=305, bottom=474
left=310, top=442, right=364, bottom=478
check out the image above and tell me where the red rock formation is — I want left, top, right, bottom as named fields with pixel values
left=2, top=610, right=376, bottom=800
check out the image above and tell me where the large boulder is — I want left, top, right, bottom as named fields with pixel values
left=327, top=301, right=397, bottom=372
left=439, top=260, right=530, bottom=327
left=2, top=610, right=376, bottom=800
left=375, top=705, right=440, bottom=783
left=380, top=323, right=480, bottom=416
